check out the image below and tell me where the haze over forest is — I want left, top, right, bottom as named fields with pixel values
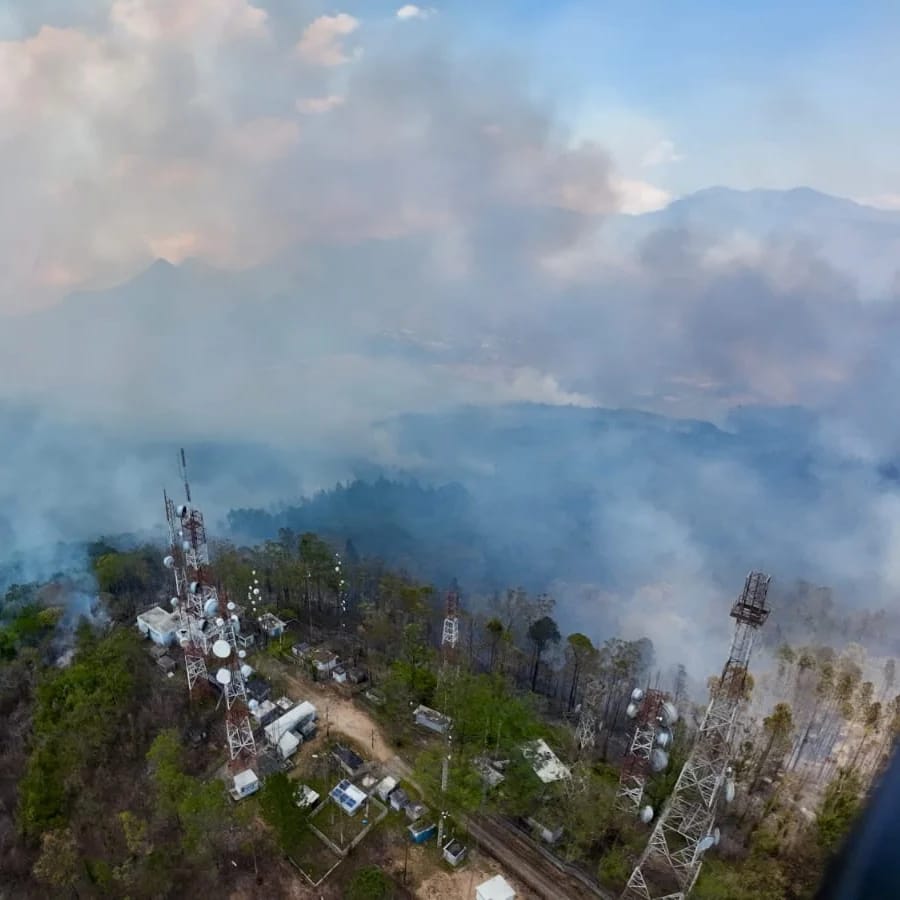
left=3, top=0, right=900, bottom=683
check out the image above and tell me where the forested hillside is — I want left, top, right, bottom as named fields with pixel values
left=1, top=529, right=890, bottom=898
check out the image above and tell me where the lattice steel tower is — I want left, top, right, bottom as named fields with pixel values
left=621, top=571, right=771, bottom=900
left=441, top=588, right=460, bottom=660
left=163, top=450, right=256, bottom=764
left=617, top=689, right=674, bottom=815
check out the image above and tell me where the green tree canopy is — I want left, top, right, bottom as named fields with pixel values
left=347, top=865, right=394, bottom=899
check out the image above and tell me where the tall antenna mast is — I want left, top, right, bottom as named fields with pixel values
left=621, top=571, right=771, bottom=900
left=163, top=449, right=257, bottom=768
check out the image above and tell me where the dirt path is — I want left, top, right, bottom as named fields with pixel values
left=410, top=846, right=537, bottom=900
left=279, top=670, right=397, bottom=763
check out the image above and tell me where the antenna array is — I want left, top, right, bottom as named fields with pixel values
left=616, top=689, right=677, bottom=821
left=163, top=450, right=257, bottom=765
left=620, top=572, right=771, bottom=900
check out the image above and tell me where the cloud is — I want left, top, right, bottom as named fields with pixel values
left=641, top=138, right=683, bottom=168
left=857, top=193, right=900, bottom=210
left=109, top=0, right=268, bottom=43
left=396, top=5, right=433, bottom=20
left=295, top=13, right=359, bottom=66
left=611, top=177, right=673, bottom=214
left=297, top=94, right=345, bottom=114
left=226, top=116, right=301, bottom=163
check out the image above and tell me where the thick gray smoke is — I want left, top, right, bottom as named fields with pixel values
left=1, top=2, right=900, bottom=681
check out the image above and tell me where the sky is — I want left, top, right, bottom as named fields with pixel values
left=1, top=0, right=898, bottom=442
left=2, top=0, right=900, bottom=317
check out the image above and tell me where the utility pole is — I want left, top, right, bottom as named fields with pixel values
left=437, top=733, right=452, bottom=848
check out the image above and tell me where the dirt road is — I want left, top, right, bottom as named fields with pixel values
left=467, top=816, right=613, bottom=900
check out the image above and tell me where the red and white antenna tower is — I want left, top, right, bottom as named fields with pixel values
left=621, top=571, right=771, bottom=900
left=163, top=449, right=256, bottom=766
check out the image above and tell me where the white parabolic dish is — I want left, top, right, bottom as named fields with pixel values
left=216, top=668, right=232, bottom=685
left=212, top=640, right=231, bottom=659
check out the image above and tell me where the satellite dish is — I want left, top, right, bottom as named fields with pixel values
left=170, top=597, right=179, bottom=608
left=334, top=565, right=340, bottom=573
left=216, top=668, right=232, bottom=686
left=241, top=664, right=252, bottom=678
left=253, top=587, right=260, bottom=596
left=656, top=728, right=672, bottom=749
left=626, top=703, right=638, bottom=719
left=238, top=650, right=247, bottom=659
left=650, top=748, right=670, bottom=772
left=182, top=540, right=191, bottom=553
left=212, top=640, right=231, bottom=659
left=696, top=835, right=716, bottom=855
left=163, top=555, right=175, bottom=569
left=189, top=581, right=200, bottom=595
left=713, top=827, right=721, bottom=846
left=725, top=780, right=735, bottom=803
left=631, top=688, right=644, bottom=703
left=216, top=617, right=225, bottom=627
left=227, top=602, right=236, bottom=611
left=203, top=597, right=219, bottom=618
left=176, top=504, right=188, bottom=518
left=660, top=702, right=679, bottom=726
left=231, top=614, right=239, bottom=622
left=640, top=805, right=654, bottom=824
left=248, top=699, right=259, bottom=710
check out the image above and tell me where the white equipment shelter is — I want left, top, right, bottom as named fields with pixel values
left=475, top=875, right=516, bottom=900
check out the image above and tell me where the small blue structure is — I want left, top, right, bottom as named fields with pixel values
left=408, top=821, right=437, bottom=844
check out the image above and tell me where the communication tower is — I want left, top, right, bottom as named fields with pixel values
left=617, top=689, right=677, bottom=822
left=575, top=676, right=603, bottom=752
left=441, top=588, right=460, bottom=662
left=621, top=571, right=771, bottom=900
left=163, top=450, right=256, bottom=765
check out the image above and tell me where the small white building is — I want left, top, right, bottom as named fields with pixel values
left=443, top=839, right=467, bottom=867
left=476, top=875, right=516, bottom=900
left=229, top=769, right=259, bottom=801
left=375, top=775, right=398, bottom=802
left=413, top=704, right=452, bottom=735
left=522, top=739, right=570, bottom=784
left=250, top=699, right=278, bottom=727
left=295, top=784, right=320, bottom=809
left=258, top=612, right=286, bottom=637
left=332, top=666, right=348, bottom=684
left=277, top=731, right=301, bottom=760
left=136, top=606, right=179, bottom=646
left=310, top=647, right=340, bottom=677
left=264, top=700, right=316, bottom=760
left=330, top=779, right=367, bottom=816
left=264, top=700, right=317, bottom=746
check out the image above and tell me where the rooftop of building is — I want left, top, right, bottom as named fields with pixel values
left=137, top=605, right=179, bottom=632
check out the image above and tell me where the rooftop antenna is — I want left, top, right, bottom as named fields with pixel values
left=621, top=571, right=771, bottom=900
